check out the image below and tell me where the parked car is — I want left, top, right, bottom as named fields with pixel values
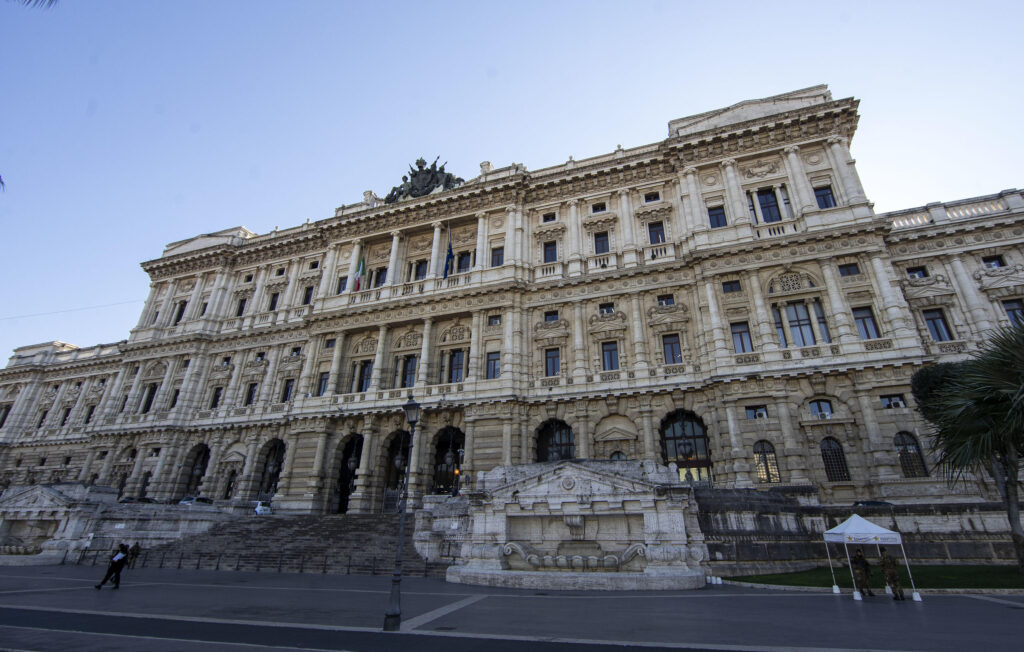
left=254, top=501, right=272, bottom=515
left=118, top=496, right=156, bottom=504
left=178, top=496, right=214, bottom=506
left=853, top=500, right=894, bottom=508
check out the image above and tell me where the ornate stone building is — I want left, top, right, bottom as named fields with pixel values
left=2, top=85, right=1022, bottom=521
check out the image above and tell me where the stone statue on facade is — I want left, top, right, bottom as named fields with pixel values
left=384, top=157, right=464, bottom=204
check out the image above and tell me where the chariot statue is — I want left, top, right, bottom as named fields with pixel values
left=384, top=157, right=464, bottom=204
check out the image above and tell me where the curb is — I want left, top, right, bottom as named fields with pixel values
left=722, top=579, right=1024, bottom=595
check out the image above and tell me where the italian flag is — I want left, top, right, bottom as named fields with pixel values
left=354, top=255, right=366, bottom=291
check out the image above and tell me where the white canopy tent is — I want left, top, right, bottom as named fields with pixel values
left=823, top=514, right=922, bottom=601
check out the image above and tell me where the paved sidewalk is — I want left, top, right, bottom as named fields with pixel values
left=0, top=565, right=1021, bottom=651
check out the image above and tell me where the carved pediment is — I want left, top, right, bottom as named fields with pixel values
left=487, top=461, right=667, bottom=503
left=440, top=324, right=469, bottom=343
left=209, top=364, right=234, bottom=379
left=647, top=304, right=690, bottom=326
left=899, top=274, right=955, bottom=300
left=534, top=319, right=569, bottom=334
left=355, top=337, right=378, bottom=354
left=408, top=234, right=433, bottom=254
left=279, top=354, right=305, bottom=370
left=740, top=157, right=781, bottom=179
left=582, top=212, right=618, bottom=231
left=634, top=205, right=672, bottom=223
left=0, top=485, right=73, bottom=510
left=393, top=330, right=423, bottom=350
left=593, top=426, right=638, bottom=442
left=588, top=311, right=627, bottom=334
left=533, top=223, right=567, bottom=240
left=974, top=264, right=1024, bottom=294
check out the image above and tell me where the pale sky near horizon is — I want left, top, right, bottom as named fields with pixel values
left=1, top=0, right=1022, bottom=361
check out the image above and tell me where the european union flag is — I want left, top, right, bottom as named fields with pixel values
left=442, top=224, right=454, bottom=279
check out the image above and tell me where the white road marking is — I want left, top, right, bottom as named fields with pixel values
left=401, top=594, right=488, bottom=631
left=964, top=594, right=1024, bottom=608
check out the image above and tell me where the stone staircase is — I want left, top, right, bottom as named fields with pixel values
left=74, top=513, right=449, bottom=578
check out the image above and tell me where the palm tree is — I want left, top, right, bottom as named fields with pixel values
left=911, top=322, right=1024, bottom=573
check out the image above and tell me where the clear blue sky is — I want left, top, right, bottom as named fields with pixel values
left=2, top=0, right=1022, bottom=360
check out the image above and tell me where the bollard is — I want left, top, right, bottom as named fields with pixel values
left=177, top=553, right=183, bottom=569
left=347, top=554, right=352, bottom=575
left=299, top=554, right=305, bottom=574
left=322, top=554, right=328, bottom=574
left=277, top=553, right=283, bottom=573
left=196, top=553, right=202, bottom=570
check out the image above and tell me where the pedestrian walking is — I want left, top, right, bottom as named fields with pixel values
left=851, top=548, right=875, bottom=596
left=128, top=542, right=141, bottom=569
left=95, top=543, right=129, bottom=590
left=879, top=547, right=905, bottom=600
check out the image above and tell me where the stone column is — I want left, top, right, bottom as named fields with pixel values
left=502, top=308, right=516, bottom=382
left=948, top=254, right=995, bottom=333
left=249, top=266, right=270, bottom=316
left=504, top=207, right=518, bottom=267
left=281, top=260, right=302, bottom=308
left=296, top=338, right=321, bottom=397
left=306, top=431, right=329, bottom=496
left=386, top=231, right=403, bottom=288
left=773, top=184, right=790, bottom=219
left=782, top=146, right=815, bottom=211
left=721, top=159, right=749, bottom=224
left=703, top=279, right=729, bottom=364
left=462, top=419, right=476, bottom=474
left=123, top=367, right=144, bottom=415
left=206, top=268, right=232, bottom=319
left=369, top=325, right=389, bottom=390
left=417, top=318, right=434, bottom=386
left=571, top=302, right=587, bottom=383
left=617, top=189, right=638, bottom=267
left=517, top=208, right=530, bottom=268
left=520, top=419, right=531, bottom=464
left=749, top=189, right=765, bottom=224
left=177, top=354, right=210, bottom=413
left=684, top=167, right=706, bottom=232
left=745, top=270, right=778, bottom=352
left=502, top=419, right=514, bottom=466
left=820, top=262, right=857, bottom=343
left=327, top=332, right=347, bottom=394
left=316, top=243, right=340, bottom=300
left=185, top=274, right=206, bottom=321
left=77, top=449, right=97, bottom=482
left=155, top=280, right=177, bottom=328
left=827, top=136, right=867, bottom=203
left=776, top=400, right=808, bottom=483
left=857, top=393, right=899, bottom=481
left=640, top=408, right=657, bottom=461
left=724, top=404, right=752, bottom=487
left=154, top=358, right=178, bottom=410
left=98, top=446, right=117, bottom=485
left=466, top=312, right=482, bottom=383
left=343, top=239, right=362, bottom=295
left=628, top=295, right=650, bottom=369
left=238, top=439, right=260, bottom=500
left=473, top=213, right=488, bottom=271
left=868, top=254, right=915, bottom=339
left=428, top=222, right=443, bottom=278
left=566, top=199, right=582, bottom=276
left=575, top=412, right=590, bottom=459
left=135, top=284, right=160, bottom=329
left=257, top=348, right=283, bottom=404
left=198, top=438, right=224, bottom=498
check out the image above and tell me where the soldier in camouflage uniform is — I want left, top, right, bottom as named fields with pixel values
left=851, top=548, right=875, bottom=596
left=879, top=547, right=905, bottom=600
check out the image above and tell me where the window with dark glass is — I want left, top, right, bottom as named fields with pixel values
left=756, top=189, right=782, bottom=222
left=140, top=383, right=157, bottom=414
left=1002, top=299, right=1024, bottom=325
left=644, top=191, right=660, bottom=203
left=542, top=212, right=556, bottom=223
left=60, top=407, right=71, bottom=426
left=820, top=437, right=850, bottom=481
left=982, top=255, right=1006, bottom=268
left=289, top=347, right=301, bottom=357
left=336, top=276, right=347, bottom=294
left=280, top=378, right=295, bottom=402
left=173, top=301, right=187, bottom=325
left=268, top=293, right=279, bottom=311
left=315, top=372, right=330, bottom=397
left=373, top=268, right=387, bottom=287
left=599, top=302, right=614, bottom=315
left=309, top=261, right=319, bottom=270
left=772, top=306, right=788, bottom=347
left=209, top=387, right=223, bottom=409
left=754, top=440, right=780, bottom=483
left=662, top=334, right=682, bottom=364
left=235, top=298, right=247, bottom=317
left=490, top=247, right=504, bottom=267
left=414, top=260, right=428, bottom=280
left=400, top=356, right=417, bottom=388
left=601, top=341, right=619, bottom=371
left=302, top=286, right=314, bottom=305
left=906, top=266, right=928, bottom=279
left=660, top=411, right=712, bottom=482
left=357, top=361, right=373, bottom=392
left=923, top=308, right=954, bottom=341
left=487, top=314, right=501, bottom=326
left=544, top=310, right=559, bottom=322
left=648, top=221, right=666, bottom=244
left=200, top=302, right=208, bottom=316
left=275, top=267, right=285, bottom=277
left=543, top=241, right=557, bottom=263
left=486, top=351, right=501, bottom=379
left=731, top=322, right=753, bottom=353
left=707, top=205, right=727, bottom=228
left=84, top=404, right=96, bottom=424
left=544, top=348, right=560, bottom=376
left=838, top=262, right=861, bottom=277
left=37, top=410, right=48, bottom=428
left=457, top=252, right=472, bottom=273
left=814, top=186, right=836, bottom=209
left=812, top=299, right=831, bottom=343
left=592, top=202, right=606, bottom=214
left=895, top=431, right=928, bottom=478
left=324, top=338, right=335, bottom=349
left=745, top=405, right=768, bottom=419
left=594, top=231, right=609, bottom=254
left=852, top=306, right=880, bottom=339
left=786, top=302, right=816, bottom=347
left=244, top=273, right=254, bottom=283
left=809, top=399, right=833, bottom=418
left=722, top=280, right=741, bottom=293
left=244, top=382, right=258, bottom=406
left=880, top=394, right=906, bottom=409
left=447, top=350, right=465, bottom=383
left=537, top=420, right=574, bottom=461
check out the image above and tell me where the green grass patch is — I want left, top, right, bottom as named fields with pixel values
left=728, top=565, right=1024, bottom=590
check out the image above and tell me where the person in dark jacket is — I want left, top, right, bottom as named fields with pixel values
left=95, top=543, right=129, bottom=590
left=851, top=548, right=875, bottom=596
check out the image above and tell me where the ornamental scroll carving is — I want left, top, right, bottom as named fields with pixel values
left=440, top=324, right=469, bottom=343
left=740, top=158, right=780, bottom=179
left=588, top=311, right=627, bottom=334
left=355, top=338, right=378, bottom=354
left=393, top=331, right=423, bottom=351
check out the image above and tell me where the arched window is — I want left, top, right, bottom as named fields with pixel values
left=753, top=440, right=781, bottom=483
left=257, top=439, right=285, bottom=500
left=820, top=437, right=850, bottom=481
left=894, top=431, right=928, bottom=478
left=536, top=420, right=574, bottom=462
left=332, top=435, right=363, bottom=513
left=660, top=410, right=712, bottom=482
left=610, top=451, right=627, bottom=461
left=431, top=427, right=465, bottom=494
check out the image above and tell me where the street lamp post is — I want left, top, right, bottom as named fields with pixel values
left=382, top=393, right=420, bottom=632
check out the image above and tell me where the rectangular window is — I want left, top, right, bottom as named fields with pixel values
left=812, top=299, right=831, bottom=343
left=544, top=310, right=559, bottom=322
left=599, top=302, right=614, bottom=315
left=448, top=350, right=465, bottom=383
left=852, top=306, right=881, bottom=339
left=1003, top=299, right=1024, bottom=325
left=357, top=361, right=373, bottom=392
left=923, top=308, right=954, bottom=342
left=745, top=405, right=768, bottom=420
left=644, top=191, right=660, bottom=203
left=772, top=306, right=788, bottom=348
left=486, top=351, right=501, bottom=379
left=707, top=205, right=727, bottom=229
left=814, top=186, right=836, bottom=209
left=290, top=346, right=301, bottom=357
left=542, top=212, right=556, bottom=223
left=60, top=407, right=71, bottom=426
left=336, top=277, right=347, bottom=294
left=315, top=372, right=330, bottom=397
left=601, top=341, right=619, bottom=371
left=244, top=382, right=258, bottom=406
left=880, top=394, right=906, bottom=409
left=324, top=338, right=336, bottom=349
left=275, top=267, right=285, bottom=276
left=648, top=221, right=666, bottom=244
left=140, top=383, right=157, bottom=414
left=400, top=356, right=418, bottom=388
left=594, top=231, right=609, bottom=254
left=414, top=260, right=428, bottom=280
left=838, top=263, right=861, bottom=277
left=756, top=189, right=782, bottom=223
left=280, top=378, right=295, bottom=402
left=236, top=298, right=247, bottom=317
left=457, top=252, right=472, bottom=273
left=722, top=280, right=741, bottom=293
left=662, top=334, right=682, bottom=364
left=544, top=348, right=560, bottom=377
left=37, top=410, right=48, bottom=428
left=730, top=322, right=753, bottom=353
left=309, top=261, right=319, bottom=270
left=302, top=286, right=315, bottom=305
left=786, top=302, right=816, bottom=347
left=119, top=394, right=129, bottom=413
left=84, top=404, right=96, bottom=424
left=268, top=293, right=279, bottom=311
left=592, top=202, right=606, bottom=214
left=200, top=302, right=208, bottom=316
left=168, top=389, right=179, bottom=409
left=254, top=351, right=265, bottom=361
left=490, top=247, right=504, bottom=267
left=151, top=310, right=159, bottom=325
left=173, top=301, right=187, bottom=325
left=487, top=315, right=502, bottom=326
left=543, top=241, right=557, bottom=263
left=982, top=255, right=1006, bottom=269
left=222, top=356, right=232, bottom=365
left=373, top=268, right=387, bottom=287
left=209, top=387, right=223, bottom=409
left=244, top=273, right=254, bottom=283
left=657, top=294, right=675, bottom=306
left=906, top=266, right=928, bottom=279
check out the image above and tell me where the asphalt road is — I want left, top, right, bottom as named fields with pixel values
left=0, top=565, right=1021, bottom=651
